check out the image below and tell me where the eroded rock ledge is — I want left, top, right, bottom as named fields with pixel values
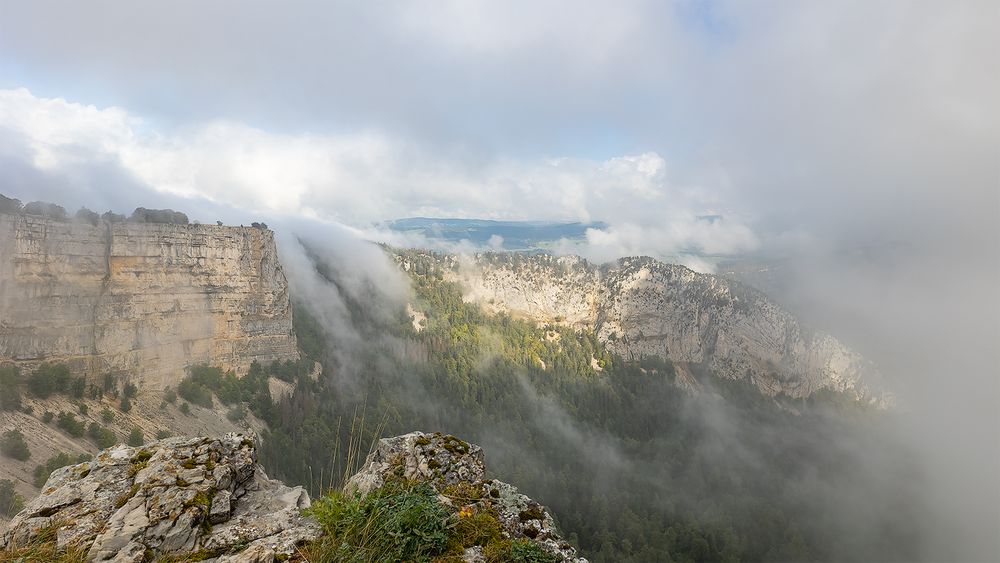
left=1, top=432, right=586, bottom=562
left=0, top=434, right=318, bottom=562
left=347, top=431, right=587, bottom=562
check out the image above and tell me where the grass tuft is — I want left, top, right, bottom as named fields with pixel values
left=0, top=522, right=88, bottom=563
left=303, top=479, right=557, bottom=563
left=304, top=480, right=451, bottom=562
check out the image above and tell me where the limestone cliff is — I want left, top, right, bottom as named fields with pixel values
left=399, top=251, right=890, bottom=406
left=0, top=213, right=298, bottom=389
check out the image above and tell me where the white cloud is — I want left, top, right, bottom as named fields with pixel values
left=0, top=87, right=758, bottom=266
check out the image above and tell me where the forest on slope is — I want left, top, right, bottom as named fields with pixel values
left=241, top=248, right=923, bottom=563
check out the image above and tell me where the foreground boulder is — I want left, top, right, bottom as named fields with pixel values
left=2, top=431, right=585, bottom=562
left=346, top=431, right=587, bottom=562
left=0, top=434, right=318, bottom=562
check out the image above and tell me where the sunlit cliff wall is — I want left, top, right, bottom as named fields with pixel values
left=0, top=213, right=297, bottom=389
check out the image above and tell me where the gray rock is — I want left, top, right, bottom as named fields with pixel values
left=210, top=489, right=233, bottom=524
left=347, top=431, right=587, bottom=563
left=2, top=431, right=585, bottom=562
left=398, top=251, right=892, bottom=407
left=0, top=433, right=319, bottom=561
left=462, top=545, right=486, bottom=562
left=345, top=431, right=485, bottom=496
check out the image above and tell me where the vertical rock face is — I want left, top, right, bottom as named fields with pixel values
left=0, top=213, right=298, bottom=389
left=400, top=251, right=890, bottom=406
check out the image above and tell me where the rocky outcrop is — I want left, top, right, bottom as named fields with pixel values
left=347, top=431, right=587, bottom=562
left=399, top=251, right=889, bottom=406
left=0, top=434, right=318, bottom=562
left=2, top=432, right=586, bottom=562
left=0, top=213, right=298, bottom=389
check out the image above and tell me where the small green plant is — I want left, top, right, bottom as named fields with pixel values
left=0, top=522, right=88, bottom=562
left=447, top=508, right=503, bottom=555
left=484, top=538, right=558, bottom=563
left=304, top=479, right=557, bottom=563
left=127, top=427, right=144, bottom=447
left=0, top=364, right=22, bottom=411
left=1, top=430, right=30, bottom=461
left=226, top=403, right=247, bottom=422
left=178, top=373, right=214, bottom=408
left=163, top=387, right=177, bottom=403
left=88, top=423, right=117, bottom=449
left=119, top=396, right=132, bottom=413
left=0, top=478, right=25, bottom=517
left=42, top=411, right=55, bottom=424
left=102, top=373, right=118, bottom=396
left=155, top=429, right=172, bottom=440
left=69, top=377, right=86, bottom=399
left=77, top=403, right=88, bottom=416
left=113, top=483, right=140, bottom=509
left=306, top=480, right=451, bottom=562
left=100, top=407, right=114, bottom=422
left=56, top=412, right=85, bottom=438
left=126, top=453, right=151, bottom=480
left=179, top=402, right=191, bottom=415
left=27, top=363, right=71, bottom=398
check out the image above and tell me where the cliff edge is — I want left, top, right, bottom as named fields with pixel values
left=0, top=434, right=318, bottom=562
left=0, top=213, right=298, bottom=389
left=399, top=251, right=890, bottom=406
left=1, top=432, right=585, bottom=562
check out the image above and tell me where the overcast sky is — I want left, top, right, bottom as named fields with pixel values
left=1, top=0, right=995, bottom=265
left=1, top=3, right=998, bottom=556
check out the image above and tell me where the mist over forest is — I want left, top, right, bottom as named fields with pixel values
left=1, top=1, right=997, bottom=561
left=240, top=225, right=988, bottom=562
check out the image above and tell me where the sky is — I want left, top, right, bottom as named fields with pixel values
left=1, top=1, right=998, bottom=558
left=1, top=0, right=994, bottom=267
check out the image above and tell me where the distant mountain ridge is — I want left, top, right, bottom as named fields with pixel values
left=387, top=217, right=608, bottom=250
left=397, top=250, right=891, bottom=407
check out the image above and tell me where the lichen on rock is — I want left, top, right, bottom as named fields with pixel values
left=2, top=431, right=586, bottom=562
left=346, top=431, right=587, bottom=562
left=0, top=433, right=318, bottom=562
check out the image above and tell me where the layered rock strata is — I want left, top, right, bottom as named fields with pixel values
left=0, top=213, right=298, bottom=389
left=399, top=251, right=889, bottom=405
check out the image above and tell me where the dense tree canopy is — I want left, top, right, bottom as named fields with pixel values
left=247, top=251, right=917, bottom=562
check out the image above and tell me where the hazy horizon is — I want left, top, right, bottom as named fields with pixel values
left=1, top=1, right=997, bottom=560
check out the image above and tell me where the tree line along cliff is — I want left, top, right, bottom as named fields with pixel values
left=0, top=209, right=298, bottom=390
left=396, top=249, right=890, bottom=407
